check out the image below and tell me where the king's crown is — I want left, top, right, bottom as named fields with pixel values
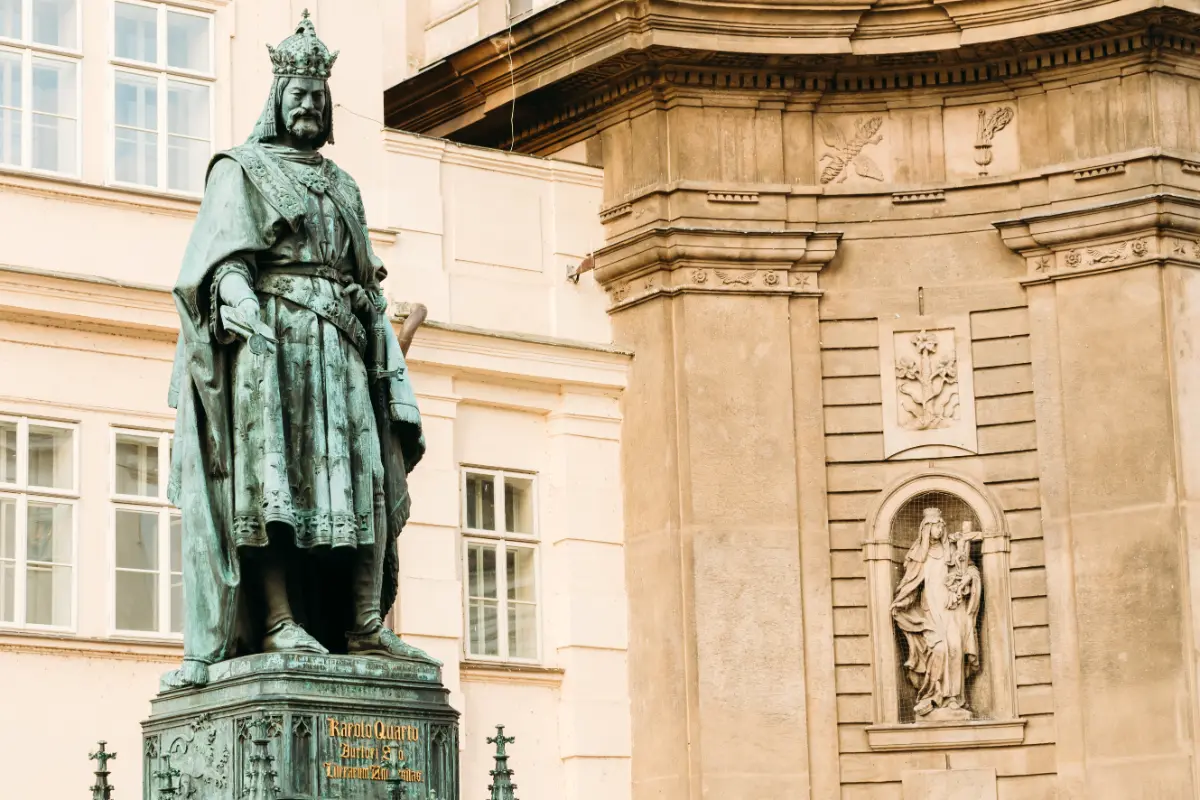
left=267, top=10, right=338, bottom=80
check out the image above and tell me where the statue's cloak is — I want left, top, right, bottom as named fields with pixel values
left=167, top=142, right=423, bottom=667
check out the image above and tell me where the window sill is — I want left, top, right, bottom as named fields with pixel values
left=460, top=659, right=564, bottom=687
left=865, top=718, right=1027, bottom=751
left=0, top=629, right=183, bottom=663
left=0, top=166, right=201, bottom=217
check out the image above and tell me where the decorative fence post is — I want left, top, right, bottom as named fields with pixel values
left=486, top=725, right=517, bottom=800
left=154, top=753, right=180, bottom=798
left=387, top=750, right=408, bottom=800
left=90, top=742, right=117, bottom=800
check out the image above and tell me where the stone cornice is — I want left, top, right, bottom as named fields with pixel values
left=592, top=226, right=842, bottom=310
left=994, top=192, right=1200, bottom=282
left=0, top=264, right=629, bottom=391
left=386, top=0, right=1200, bottom=151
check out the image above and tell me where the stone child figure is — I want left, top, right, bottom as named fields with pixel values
left=165, top=12, right=430, bottom=688
left=891, top=508, right=983, bottom=719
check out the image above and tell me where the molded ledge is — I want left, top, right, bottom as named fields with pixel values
left=865, top=718, right=1026, bottom=751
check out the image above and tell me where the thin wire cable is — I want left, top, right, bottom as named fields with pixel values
left=505, top=0, right=517, bottom=150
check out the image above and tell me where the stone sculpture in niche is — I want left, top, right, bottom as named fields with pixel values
left=895, top=329, right=959, bottom=431
left=891, top=507, right=983, bottom=721
left=164, top=11, right=433, bottom=690
left=819, top=116, right=884, bottom=184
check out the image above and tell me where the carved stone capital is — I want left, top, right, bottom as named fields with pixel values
left=592, top=226, right=842, bottom=311
left=994, top=192, right=1200, bottom=283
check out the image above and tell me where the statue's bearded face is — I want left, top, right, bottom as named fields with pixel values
left=280, top=76, right=327, bottom=143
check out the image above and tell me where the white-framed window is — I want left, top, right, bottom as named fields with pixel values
left=461, top=467, right=540, bottom=662
left=0, top=414, right=78, bottom=630
left=0, top=0, right=82, bottom=176
left=110, top=428, right=181, bottom=637
left=109, top=0, right=212, bottom=194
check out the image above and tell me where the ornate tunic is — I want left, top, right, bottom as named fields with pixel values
left=215, top=147, right=385, bottom=551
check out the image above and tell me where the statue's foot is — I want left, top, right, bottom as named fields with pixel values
left=161, top=659, right=210, bottom=691
left=263, top=620, right=329, bottom=654
left=346, top=621, right=442, bottom=665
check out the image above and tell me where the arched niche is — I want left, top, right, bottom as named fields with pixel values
left=863, top=471, right=1020, bottom=740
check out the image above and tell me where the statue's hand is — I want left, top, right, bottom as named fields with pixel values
left=344, top=284, right=373, bottom=315
left=220, top=299, right=277, bottom=356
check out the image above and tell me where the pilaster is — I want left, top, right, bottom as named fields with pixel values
left=600, top=226, right=842, bottom=800
left=996, top=194, right=1200, bottom=799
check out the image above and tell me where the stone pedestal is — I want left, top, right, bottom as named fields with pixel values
left=141, top=653, right=459, bottom=799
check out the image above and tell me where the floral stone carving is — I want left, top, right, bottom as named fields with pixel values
left=895, top=330, right=959, bottom=431
left=878, top=318, right=978, bottom=459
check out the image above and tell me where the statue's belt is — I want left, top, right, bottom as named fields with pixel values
left=256, top=271, right=368, bottom=353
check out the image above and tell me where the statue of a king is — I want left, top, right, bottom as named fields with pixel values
left=164, top=11, right=431, bottom=688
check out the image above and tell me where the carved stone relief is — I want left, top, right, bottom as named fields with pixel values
left=879, top=318, right=978, bottom=459
left=818, top=115, right=886, bottom=184
left=945, top=104, right=1018, bottom=181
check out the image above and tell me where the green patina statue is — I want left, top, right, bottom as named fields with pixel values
left=164, top=10, right=431, bottom=689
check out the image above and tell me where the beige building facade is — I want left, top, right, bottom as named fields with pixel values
left=0, top=1, right=631, bottom=797
left=388, top=0, right=1200, bottom=798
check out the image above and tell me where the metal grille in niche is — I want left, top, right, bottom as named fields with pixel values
left=890, top=490, right=985, bottom=723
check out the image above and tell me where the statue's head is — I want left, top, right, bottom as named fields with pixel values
left=249, top=10, right=339, bottom=148
left=921, top=507, right=945, bottom=539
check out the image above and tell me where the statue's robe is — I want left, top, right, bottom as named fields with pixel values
left=891, top=529, right=981, bottom=714
left=167, top=142, right=424, bottom=667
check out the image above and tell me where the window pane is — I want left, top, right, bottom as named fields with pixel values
left=169, top=514, right=181, bottom=571
left=114, top=2, right=156, bottom=63
left=27, top=425, right=72, bottom=489
left=504, top=476, right=534, bottom=534
left=506, top=546, right=536, bottom=602
left=26, top=562, right=70, bottom=625
left=115, top=126, right=157, bottom=185
left=0, top=497, right=14, bottom=558
left=31, top=58, right=76, bottom=173
left=467, top=542, right=497, bottom=599
left=115, top=71, right=156, bottom=129
left=167, top=135, right=205, bottom=192
left=0, top=0, right=21, bottom=40
left=115, top=569, right=156, bottom=630
left=0, top=421, right=15, bottom=484
left=0, top=51, right=21, bottom=167
left=468, top=599, right=498, bottom=657
left=508, top=602, right=537, bottom=659
left=32, top=57, right=74, bottom=113
left=167, top=11, right=209, bottom=72
left=167, top=80, right=207, bottom=137
left=465, top=473, right=495, bottom=531
left=1, top=497, right=14, bottom=622
left=0, top=559, right=12, bottom=623
left=32, top=0, right=75, bottom=48
left=115, top=509, right=157, bottom=570
left=27, top=501, right=70, bottom=562
left=115, top=433, right=159, bottom=497
left=169, top=572, right=182, bottom=633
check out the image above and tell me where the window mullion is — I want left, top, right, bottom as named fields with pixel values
left=15, top=418, right=27, bottom=489
left=22, top=0, right=29, bottom=44
left=159, top=432, right=170, bottom=502
left=495, top=474, right=506, bottom=535
left=14, top=494, right=26, bottom=625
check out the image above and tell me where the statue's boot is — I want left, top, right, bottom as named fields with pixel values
left=346, top=619, right=441, bottom=665
left=160, top=658, right=211, bottom=690
left=263, top=619, right=329, bottom=654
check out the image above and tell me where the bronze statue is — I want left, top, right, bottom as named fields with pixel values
left=165, top=11, right=430, bottom=688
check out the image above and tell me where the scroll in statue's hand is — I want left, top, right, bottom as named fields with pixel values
left=220, top=300, right=277, bottom=356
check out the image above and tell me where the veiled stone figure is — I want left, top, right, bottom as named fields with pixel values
left=165, top=11, right=431, bottom=688
left=891, top=507, right=983, bottom=719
